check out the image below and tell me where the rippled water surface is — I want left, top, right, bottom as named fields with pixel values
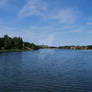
left=0, top=49, right=92, bottom=92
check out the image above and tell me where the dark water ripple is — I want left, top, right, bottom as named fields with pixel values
left=0, top=49, right=92, bottom=92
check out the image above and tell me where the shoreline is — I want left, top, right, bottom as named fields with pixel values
left=0, top=49, right=37, bottom=53
left=0, top=48, right=92, bottom=53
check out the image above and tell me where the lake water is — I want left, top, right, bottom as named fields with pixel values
left=0, top=49, right=92, bottom=92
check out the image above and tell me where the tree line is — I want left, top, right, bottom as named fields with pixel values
left=0, top=35, right=92, bottom=51
left=0, top=35, right=39, bottom=50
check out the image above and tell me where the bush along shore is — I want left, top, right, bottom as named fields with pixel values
left=0, top=35, right=39, bottom=52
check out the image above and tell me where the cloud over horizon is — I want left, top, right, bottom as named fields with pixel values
left=0, top=0, right=92, bottom=46
left=18, top=0, right=80, bottom=25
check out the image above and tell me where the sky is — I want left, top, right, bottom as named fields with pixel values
left=0, top=0, right=92, bottom=46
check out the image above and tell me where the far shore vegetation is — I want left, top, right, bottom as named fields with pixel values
left=0, top=35, right=92, bottom=53
left=40, top=45, right=92, bottom=50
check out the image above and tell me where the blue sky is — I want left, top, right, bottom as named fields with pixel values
left=0, top=0, right=92, bottom=46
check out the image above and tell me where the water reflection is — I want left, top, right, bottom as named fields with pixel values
left=0, top=50, right=92, bottom=92
left=0, top=52, right=23, bottom=92
left=38, top=49, right=55, bottom=60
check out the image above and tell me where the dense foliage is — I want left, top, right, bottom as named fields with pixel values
left=0, top=35, right=39, bottom=50
left=87, top=45, right=92, bottom=49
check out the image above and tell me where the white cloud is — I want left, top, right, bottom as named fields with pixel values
left=52, top=8, right=80, bottom=24
left=39, top=34, right=55, bottom=46
left=0, top=24, right=84, bottom=46
left=63, top=25, right=77, bottom=29
left=0, top=0, right=8, bottom=8
left=18, top=0, right=48, bottom=17
left=0, top=26, right=21, bottom=37
left=87, top=22, right=92, bottom=25
left=86, top=17, right=92, bottom=25
left=18, top=0, right=80, bottom=25
left=44, top=8, right=80, bottom=24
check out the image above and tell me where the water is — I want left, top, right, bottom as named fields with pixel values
left=0, top=49, right=92, bottom=92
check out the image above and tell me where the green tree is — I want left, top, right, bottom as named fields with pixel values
left=13, top=37, right=23, bottom=49
left=87, top=45, right=92, bottom=49
left=0, top=35, right=39, bottom=51
left=0, top=38, right=4, bottom=49
left=30, top=43, right=39, bottom=50
left=3, top=35, right=13, bottom=49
